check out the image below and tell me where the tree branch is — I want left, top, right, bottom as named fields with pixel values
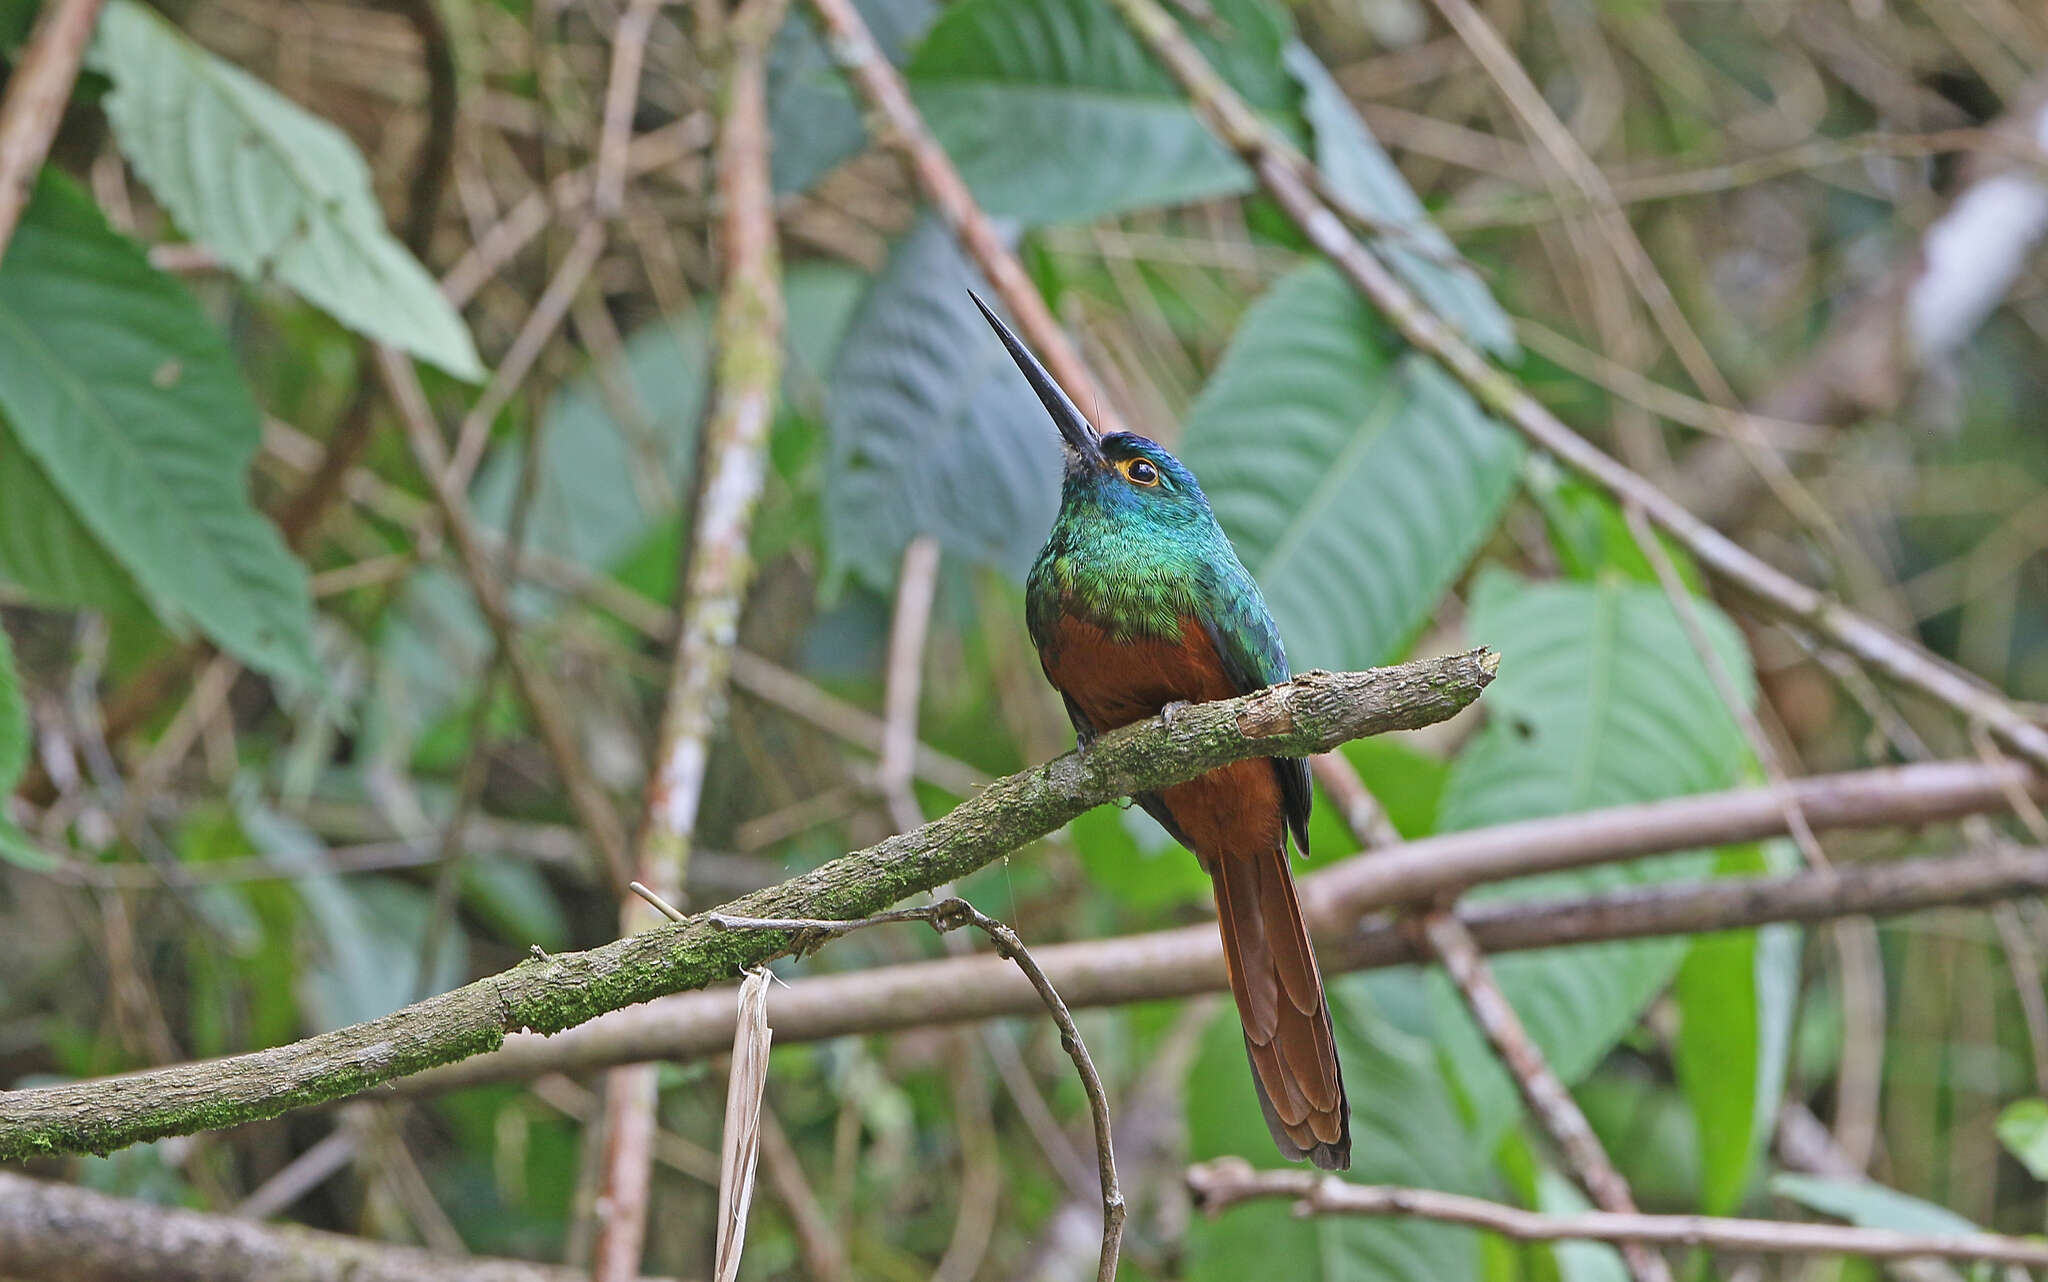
left=0, top=0, right=103, bottom=254
left=1185, top=1159, right=2048, bottom=1268
left=411, top=840, right=2048, bottom=1091
left=0, top=1172, right=676, bottom=1282
left=0, top=650, right=1494, bottom=1162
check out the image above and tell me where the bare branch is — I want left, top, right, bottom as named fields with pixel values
left=0, top=1172, right=677, bottom=1282
left=1317, top=751, right=1663, bottom=1280
left=376, top=341, right=633, bottom=889
left=1186, top=1159, right=2048, bottom=1268
left=416, top=839, right=2048, bottom=1091
left=0, top=0, right=104, bottom=254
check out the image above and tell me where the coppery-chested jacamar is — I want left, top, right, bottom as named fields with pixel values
left=974, top=293, right=1351, bottom=1171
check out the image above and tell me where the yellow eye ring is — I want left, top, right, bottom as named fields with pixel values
left=1118, top=457, right=1161, bottom=487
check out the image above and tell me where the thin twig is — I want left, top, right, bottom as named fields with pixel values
left=707, top=898, right=1126, bottom=1282
left=1185, top=1159, right=2048, bottom=1267
left=0, top=0, right=105, bottom=254
left=259, top=416, right=990, bottom=796
left=440, top=119, right=709, bottom=308
left=802, top=0, right=1124, bottom=432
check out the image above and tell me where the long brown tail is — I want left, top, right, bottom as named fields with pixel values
left=1208, top=842, right=1351, bottom=1170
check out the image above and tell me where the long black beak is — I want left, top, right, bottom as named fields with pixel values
left=969, top=290, right=1102, bottom=463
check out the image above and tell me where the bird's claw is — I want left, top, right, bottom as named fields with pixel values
left=789, top=926, right=831, bottom=959
left=1160, top=700, right=1191, bottom=729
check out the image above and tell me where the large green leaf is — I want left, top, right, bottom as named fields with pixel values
left=1430, top=570, right=1755, bottom=1139
left=906, top=0, right=1296, bottom=224
left=1674, top=839, right=1801, bottom=1213
left=0, top=174, right=317, bottom=684
left=92, top=0, right=483, bottom=381
left=769, top=0, right=938, bottom=197
left=824, top=215, right=1062, bottom=590
left=1284, top=45, right=1516, bottom=357
left=1180, top=263, right=1523, bottom=672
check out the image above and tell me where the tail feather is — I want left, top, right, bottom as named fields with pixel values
left=1209, top=843, right=1351, bottom=1170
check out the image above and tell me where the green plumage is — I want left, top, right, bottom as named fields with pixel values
left=1026, top=433, right=1287, bottom=680
left=1025, top=431, right=1310, bottom=859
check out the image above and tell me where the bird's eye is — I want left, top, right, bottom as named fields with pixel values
left=1120, top=458, right=1161, bottom=487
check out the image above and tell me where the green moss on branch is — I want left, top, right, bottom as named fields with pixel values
left=0, top=649, right=1495, bottom=1161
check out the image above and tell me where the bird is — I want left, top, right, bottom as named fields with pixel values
left=971, top=291, right=1351, bottom=1171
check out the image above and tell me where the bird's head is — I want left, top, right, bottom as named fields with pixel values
left=971, top=291, right=1215, bottom=530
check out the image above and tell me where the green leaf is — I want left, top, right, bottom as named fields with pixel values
left=0, top=430, right=150, bottom=615
left=1430, top=571, right=1755, bottom=1139
left=473, top=316, right=709, bottom=573
left=460, top=857, right=571, bottom=953
left=92, top=0, right=483, bottom=380
left=1068, top=802, right=1213, bottom=911
left=906, top=0, right=1297, bottom=223
left=0, top=174, right=317, bottom=683
left=1998, top=1099, right=2048, bottom=1180
left=1181, top=263, right=1523, bottom=671
left=1769, top=1173, right=1983, bottom=1236
left=1284, top=44, right=1516, bottom=357
left=1527, top=467, right=1705, bottom=591
left=1332, top=736, right=1448, bottom=844
left=1675, top=839, right=1801, bottom=1213
left=769, top=0, right=938, bottom=197
left=824, top=215, right=1061, bottom=590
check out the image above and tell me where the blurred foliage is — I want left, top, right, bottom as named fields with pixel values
left=5, top=0, right=2048, bottom=1279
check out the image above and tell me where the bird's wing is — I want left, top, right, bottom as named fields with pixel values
left=1199, top=572, right=1313, bottom=859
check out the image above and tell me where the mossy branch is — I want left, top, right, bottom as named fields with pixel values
left=0, top=649, right=1496, bottom=1162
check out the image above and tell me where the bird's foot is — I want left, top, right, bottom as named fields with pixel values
left=788, top=926, right=832, bottom=959
left=1160, top=700, right=1192, bottom=730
